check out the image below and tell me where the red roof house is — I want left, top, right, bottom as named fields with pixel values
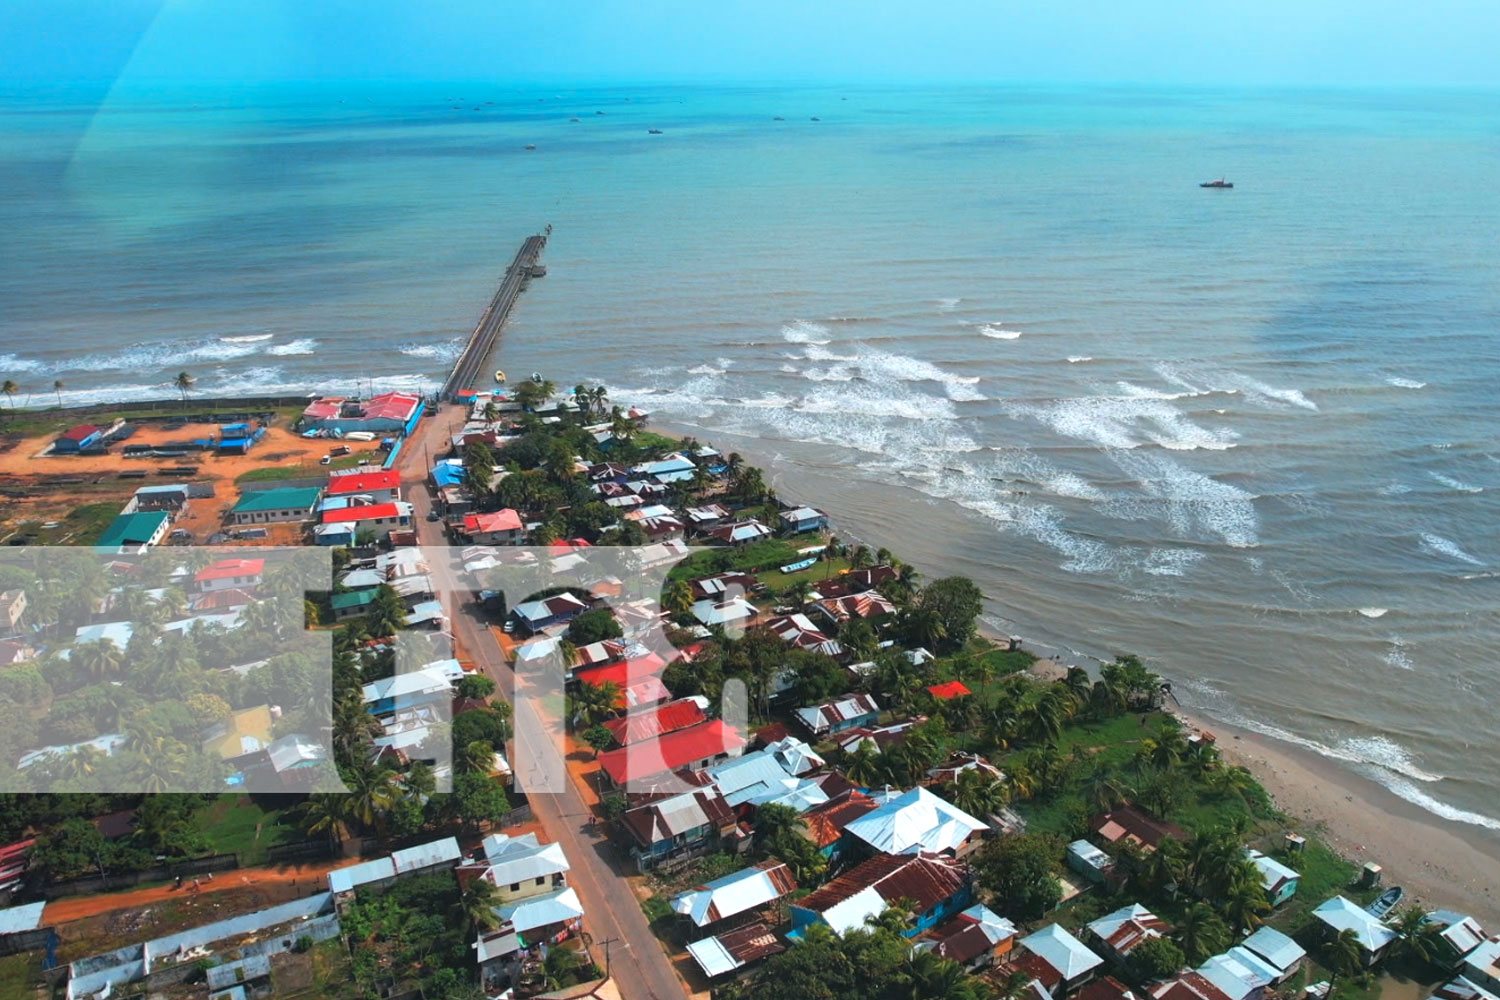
left=603, top=698, right=709, bottom=747
left=927, top=681, right=973, bottom=701
left=598, top=720, right=747, bottom=787
left=321, top=502, right=404, bottom=524
left=325, top=470, right=401, bottom=496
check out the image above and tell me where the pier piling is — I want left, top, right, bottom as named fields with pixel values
left=442, top=234, right=547, bottom=398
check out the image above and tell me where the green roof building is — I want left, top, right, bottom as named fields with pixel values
left=231, top=486, right=323, bottom=525
left=329, top=588, right=378, bottom=619
left=97, top=511, right=170, bottom=553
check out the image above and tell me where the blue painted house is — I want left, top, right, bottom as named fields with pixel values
left=788, top=853, right=972, bottom=939
left=54, top=424, right=102, bottom=453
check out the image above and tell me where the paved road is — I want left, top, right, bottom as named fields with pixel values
left=398, top=405, right=689, bottom=1000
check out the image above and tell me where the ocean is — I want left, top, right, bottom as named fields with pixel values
left=3, top=83, right=1499, bottom=835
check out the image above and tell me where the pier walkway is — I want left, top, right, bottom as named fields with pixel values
left=442, top=233, right=547, bottom=398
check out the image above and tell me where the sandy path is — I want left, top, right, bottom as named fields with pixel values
left=42, top=859, right=348, bottom=925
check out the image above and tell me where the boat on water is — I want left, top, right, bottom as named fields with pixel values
left=1366, top=886, right=1404, bottom=918
left=647, top=129, right=663, bottom=134
left=524, top=144, right=536, bottom=150
left=1200, top=178, right=1234, bottom=189
left=494, top=370, right=507, bottom=384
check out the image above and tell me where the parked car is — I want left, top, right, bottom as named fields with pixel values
left=319, top=455, right=332, bottom=465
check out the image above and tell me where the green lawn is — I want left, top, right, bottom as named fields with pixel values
left=756, top=555, right=852, bottom=596
left=62, top=501, right=126, bottom=545
left=194, top=794, right=300, bottom=865
left=236, top=465, right=308, bottom=484
left=0, top=952, right=42, bottom=1000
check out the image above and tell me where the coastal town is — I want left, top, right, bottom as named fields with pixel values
left=0, top=377, right=1498, bottom=1000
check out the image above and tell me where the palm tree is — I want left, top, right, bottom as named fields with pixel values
left=569, top=680, right=620, bottom=728
left=1175, top=901, right=1231, bottom=963
left=947, top=767, right=1007, bottom=818
left=903, top=949, right=978, bottom=1000
left=1221, top=879, right=1271, bottom=934
left=1063, top=666, right=1092, bottom=706
left=1140, top=834, right=1187, bottom=894
left=74, top=639, right=125, bottom=683
left=662, top=578, right=693, bottom=616
left=457, top=876, right=501, bottom=933
left=1, top=380, right=16, bottom=411
left=754, top=802, right=801, bottom=847
left=343, top=765, right=398, bottom=833
left=843, top=742, right=882, bottom=786
left=899, top=605, right=948, bottom=651
left=297, top=794, right=353, bottom=850
left=53, top=380, right=65, bottom=407
left=849, top=545, right=874, bottom=571
left=461, top=739, right=497, bottom=774
left=61, top=745, right=106, bottom=780
left=1084, top=763, right=1131, bottom=815
left=1326, top=928, right=1365, bottom=980
left=1389, top=906, right=1441, bottom=968
left=173, top=371, right=195, bottom=407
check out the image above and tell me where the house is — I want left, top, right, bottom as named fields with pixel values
left=618, top=784, right=741, bottom=873
left=706, top=749, right=829, bottom=812
left=330, top=588, right=379, bottom=621
left=1245, top=849, right=1299, bottom=907
left=685, top=504, right=734, bottom=533
left=845, top=565, right=899, bottom=593
left=463, top=833, right=570, bottom=901
left=463, top=509, right=525, bottom=545
left=1312, top=896, right=1399, bottom=966
left=709, top=520, right=773, bottom=547
left=511, top=592, right=590, bottom=635
left=691, top=572, right=759, bottom=601
left=201, top=705, right=274, bottom=760
left=765, top=735, right=825, bottom=776
left=1067, top=840, right=1116, bottom=886
left=602, top=697, right=710, bottom=746
left=97, top=510, right=170, bottom=553
left=302, top=391, right=425, bottom=435
left=326, top=469, right=401, bottom=504
left=54, top=423, right=102, bottom=453
left=1077, top=977, right=1143, bottom=1000
left=692, top=597, right=759, bottom=628
left=1152, top=972, right=1236, bottom=1000
left=1090, top=804, right=1187, bottom=852
left=195, top=557, right=265, bottom=593
left=1426, top=911, right=1489, bottom=969
left=927, top=680, right=973, bottom=702
left=0, top=589, right=26, bottom=632
left=794, top=693, right=881, bottom=738
left=637, top=453, right=698, bottom=484
left=816, top=591, right=897, bottom=625
left=779, top=506, right=829, bottom=534
left=916, top=903, right=1019, bottom=971
left=1087, top=904, right=1170, bottom=964
left=495, top=885, right=584, bottom=947
left=1431, top=977, right=1500, bottom=1000
left=927, top=752, right=1003, bottom=786
left=671, top=860, right=798, bottom=929
left=1238, top=926, right=1306, bottom=983
left=798, top=789, right=880, bottom=860
left=844, top=786, right=988, bottom=859
left=1196, top=953, right=1271, bottom=1000
left=317, top=501, right=414, bottom=541
left=239, top=733, right=331, bottom=790
left=597, top=720, right=746, bottom=788
left=789, top=852, right=971, bottom=939
left=1462, top=938, right=1500, bottom=993
left=361, top=659, right=463, bottom=717
left=230, top=486, right=322, bottom=525
left=763, top=614, right=843, bottom=657
left=1016, top=924, right=1105, bottom=995
left=835, top=720, right=918, bottom=755
left=685, top=922, right=787, bottom=980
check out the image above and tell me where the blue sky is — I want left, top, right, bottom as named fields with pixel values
left=3, top=0, right=1499, bottom=87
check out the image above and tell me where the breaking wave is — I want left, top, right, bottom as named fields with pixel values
left=1420, top=532, right=1484, bottom=566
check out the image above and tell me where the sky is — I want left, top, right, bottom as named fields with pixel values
left=3, top=0, right=1499, bottom=88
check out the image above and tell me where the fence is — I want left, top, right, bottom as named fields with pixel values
left=263, top=839, right=336, bottom=865
left=38, top=852, right=240, bottom=899
left=0, top=926, right=53, bottom=958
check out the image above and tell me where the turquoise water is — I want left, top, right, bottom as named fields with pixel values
left=3, top=84, right=1499, bottom=831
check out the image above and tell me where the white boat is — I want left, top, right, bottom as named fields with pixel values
left=344, top=431, right=376, bottom=442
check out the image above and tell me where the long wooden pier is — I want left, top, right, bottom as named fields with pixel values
left=442, top=233, right=547, bottom=398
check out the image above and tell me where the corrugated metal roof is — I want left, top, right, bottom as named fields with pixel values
left=686, top=922, right=786, bottom=978
left=798, top=853, right=968, bottom=922
left=671, top=861, right=797, bottom=927
left=1240, top=926, right=1305, bottom=974
left=0, top=901, right=45, bottom=935
left=1020, top=924, right=1104, bottom=981
left=495, top=886, right=584, bottom=933
left=390, top=836, right=462, bottom=874
left=844, top=786, right=987, bottom=856
left=1312, top=896, right=1398, bottom=952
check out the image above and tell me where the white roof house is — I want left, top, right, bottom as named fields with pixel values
left=1246, top=849, right=1299, bottom=898
left=818, top=885, right=892, bottom=937
left=685, top=925, right=785, bottom=979
left=1019, top=924, right=1104, bottom=984
left=1428, top=910, right=1488, bottom=961
left=496, top=886, right=585, bottom=934
left=767, top=735, right=825, bottom=776
left=1197, top=954, right=1272, bottom=1000
left=706, top=750, right=828, bottom=811
left=692, top=597, right=759, bottom=627
left=844, top=786, right=988, bottom=856
left=915, top=903, right=1018, bottom=958
left=478, top=833, right=570, bottom=886
left=794, top=693, right=880, bottom=737
left=0, top=902, right=46, bottom=935
left=1312, top=896, right=1399, bottom=955
left=328, top=857, right=396, bottom=894
left=671, top=861, right=797, bottom=928
left=361, top=660, right=464, bottom=710
left=1225, top=947, right=1285, bottom=987
left=1463, top=938, right=1500, bottom=990
left=1087, top=903, right=1169, bottom=958
left=391, top=836, right=462, bottom=874
left=1240, top=926, right=1307, bottom=978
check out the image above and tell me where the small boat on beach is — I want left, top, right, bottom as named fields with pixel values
left=1366, top=886, right=1404, bottom=918
left=1200, top=178, right=1234, bottom=189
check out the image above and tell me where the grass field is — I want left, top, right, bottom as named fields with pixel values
left=194, top=794, right=300, bottom=865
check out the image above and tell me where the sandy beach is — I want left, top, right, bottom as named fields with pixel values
left=1172, top=706, right=1500, bottom=928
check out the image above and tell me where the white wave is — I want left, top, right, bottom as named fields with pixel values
left=781, top=320, right=831, bottom=345
left=797, top=346, right=985, bottom=402
left=1109, top=450, right=1259, bottom=548
left=1420, top=532, right=1484, bottom=566
left=1356, top=607, right=1389, bottom=618
left=1372, top=775, right=1500, bottom=832
left=220, top=334, right=274, bottom=344
left=1067, top=356, right=1094, bottom=363
left=51, top=338, right=265, bottom=373
left=1429, top=472, right=1483, bottom=494
left=802, top=345, right=860, bottom=364
left=935, top=297, right=961, bottom=312
left=687, top=364, right=726, bottom=376
left=267, top=338, right=318, bottom=356
left=1384, top=636, right=1414, bottom=670
left=1012, top=395, right=1238, bottom=452
left=0, top=352, right=44, bottom=373
left=1379, top=482, right=1413, bottom=496
left=1142, top=548, right=1206, bottom=577
left=1114, top=381, right=1208, bottom=401
left=978, top=324, right=1021, bottom=340
left=1227, top=717, right=1444, bottom=783
left=1386, top=376, right=1427, bottom=389
left=1155, top=362, right=1315, bottom=411
left=1044, top=472, right=1106, bottom=502
left=397, top=339, right=463, bottom=361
